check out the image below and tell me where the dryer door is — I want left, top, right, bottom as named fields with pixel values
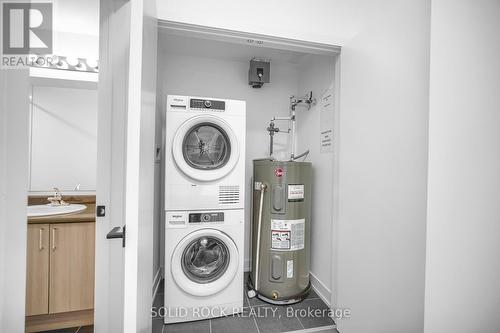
left=172, top=115, right=239, bottom=182
left=171, top=229, right=239, bottom=296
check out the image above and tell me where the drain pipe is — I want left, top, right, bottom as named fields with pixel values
left=249, top=182, right=267, bottom=297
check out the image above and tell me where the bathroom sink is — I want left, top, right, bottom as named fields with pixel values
left=27, top=204, right=87, bottom=217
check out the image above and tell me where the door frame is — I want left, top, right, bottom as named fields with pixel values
left=157, top=20, right=342, bottom=311
left=0, top=14, right=341, bottom=333
left=0, top=69, right=30, bottom=333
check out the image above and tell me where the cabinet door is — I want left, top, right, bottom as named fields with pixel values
left=49, top=222, right=95, bottom=314
left=26, top=224, right=50, bottom=316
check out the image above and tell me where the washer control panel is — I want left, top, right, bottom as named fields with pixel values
left=189, top=212, right=224, bottom=223
left=190, top=98, right=225, bottom=111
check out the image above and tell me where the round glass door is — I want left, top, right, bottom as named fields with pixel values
left=182, top=123, right=231, bottom=170
left=182, top=236, right=229, bottom=283
left=172, top=115, right=240, bottom=182
left=171, top=229, right=239, bottom=296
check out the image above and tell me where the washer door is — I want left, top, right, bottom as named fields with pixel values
left=173, top=115, right=239, bottom=182
left=171, top=229, right=239, bottom=296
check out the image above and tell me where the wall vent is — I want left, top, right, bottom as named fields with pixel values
left=219, top=185, right=240, bottom=205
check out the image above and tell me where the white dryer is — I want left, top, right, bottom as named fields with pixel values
left=164, top=209, right=244, bottom=323
left=165, top=95, right=246, bottom=211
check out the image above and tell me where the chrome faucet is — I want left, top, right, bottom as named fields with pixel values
left=47, top=187, right=69, bottom=206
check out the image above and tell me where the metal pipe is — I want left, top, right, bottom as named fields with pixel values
left=290, top=104, right=296, bottom=160
left=266, top=92, right=315, bottom=161
left=272, top=116, right=292, bottom=121
left=267, top=122, right=280, bottom=157
left=254, top=182, right=267, bottom=292
left=269, top=133, right=274, bottom=156
left=292, top=149, right=309, bottom=161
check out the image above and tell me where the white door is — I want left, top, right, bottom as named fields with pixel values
left=95, top=0, right=157, bottom=332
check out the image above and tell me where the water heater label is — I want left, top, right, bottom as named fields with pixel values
left=271, top=219, right=305, bottom=251
left=288, top=184, right=305, bottom=201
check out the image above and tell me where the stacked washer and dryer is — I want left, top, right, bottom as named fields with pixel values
left=164, top=95, right=246, bottom=324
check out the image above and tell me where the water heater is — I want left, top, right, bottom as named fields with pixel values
left=249, top=159, right=312, bottom=304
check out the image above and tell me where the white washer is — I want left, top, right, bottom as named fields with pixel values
left=164, top=209, right=244, bottom=324
left=165, top=95, right=246, bottom=211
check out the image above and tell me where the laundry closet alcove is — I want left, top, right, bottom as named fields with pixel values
left=156, top=20, right=341, bottom=312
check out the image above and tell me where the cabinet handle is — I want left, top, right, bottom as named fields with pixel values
left=39, top=228, right=44, bottom=250
left=52, top=228, right=57, bottom=250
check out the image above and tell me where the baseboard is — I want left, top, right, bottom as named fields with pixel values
left=152, top=267, right=162, bottom=304
left=26, top=309, right=93, bottom=333
left=309, top=272, right=332, bottom=307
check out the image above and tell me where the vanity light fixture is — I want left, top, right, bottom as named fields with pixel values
left=29, top=54, right=99, bottom=73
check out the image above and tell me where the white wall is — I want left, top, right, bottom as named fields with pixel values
left=0, top=70, right=30, bottom=333
left=296, top=54, right=336, bottom=302
left=157, top=37, right=299, bottom=271
left=30, top=86, right=97, bottom=192
left=158, top=1, right=431, bottom=332
left=424, top=1, right=500, bottom=332
left=52, top=0, right=99, bottom=59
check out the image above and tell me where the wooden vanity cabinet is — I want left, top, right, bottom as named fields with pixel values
left=26, top=224, right=50, bottom=316
left=49, top=222, right=95, bottom=313
left=26, top=222, right=95, bottom=316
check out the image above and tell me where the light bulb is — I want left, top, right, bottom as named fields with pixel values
left=66, top=56, right=79, bottom=67
left=52, top=55, right=63, bottom=67
left=87, top=58, right=98, bottom=69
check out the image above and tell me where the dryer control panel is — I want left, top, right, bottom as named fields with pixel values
left=166, top=211, right=230, bottom=228
left=189, top=212, right=224, bottom=223
left=190, top=98, right=225, bottom=111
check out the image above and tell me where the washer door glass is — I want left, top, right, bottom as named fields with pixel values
left=181, top=236, right=230, bottom=284
left=182, top=123, right=230, bottom=170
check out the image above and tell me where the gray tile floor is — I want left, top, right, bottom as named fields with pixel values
left=153, top=274, right=338, bottom=333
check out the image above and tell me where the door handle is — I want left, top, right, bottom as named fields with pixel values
left=39, top=228, right=44, bottom=251
left=106, top=225, right=126, bottom=247
left=51, top=227, right=57, bottom=251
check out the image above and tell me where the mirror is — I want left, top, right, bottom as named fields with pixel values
left=29, top=84, right=97, bottom=192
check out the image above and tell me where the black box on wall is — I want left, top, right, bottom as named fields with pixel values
left=249, top=59, right=270, bottom=88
